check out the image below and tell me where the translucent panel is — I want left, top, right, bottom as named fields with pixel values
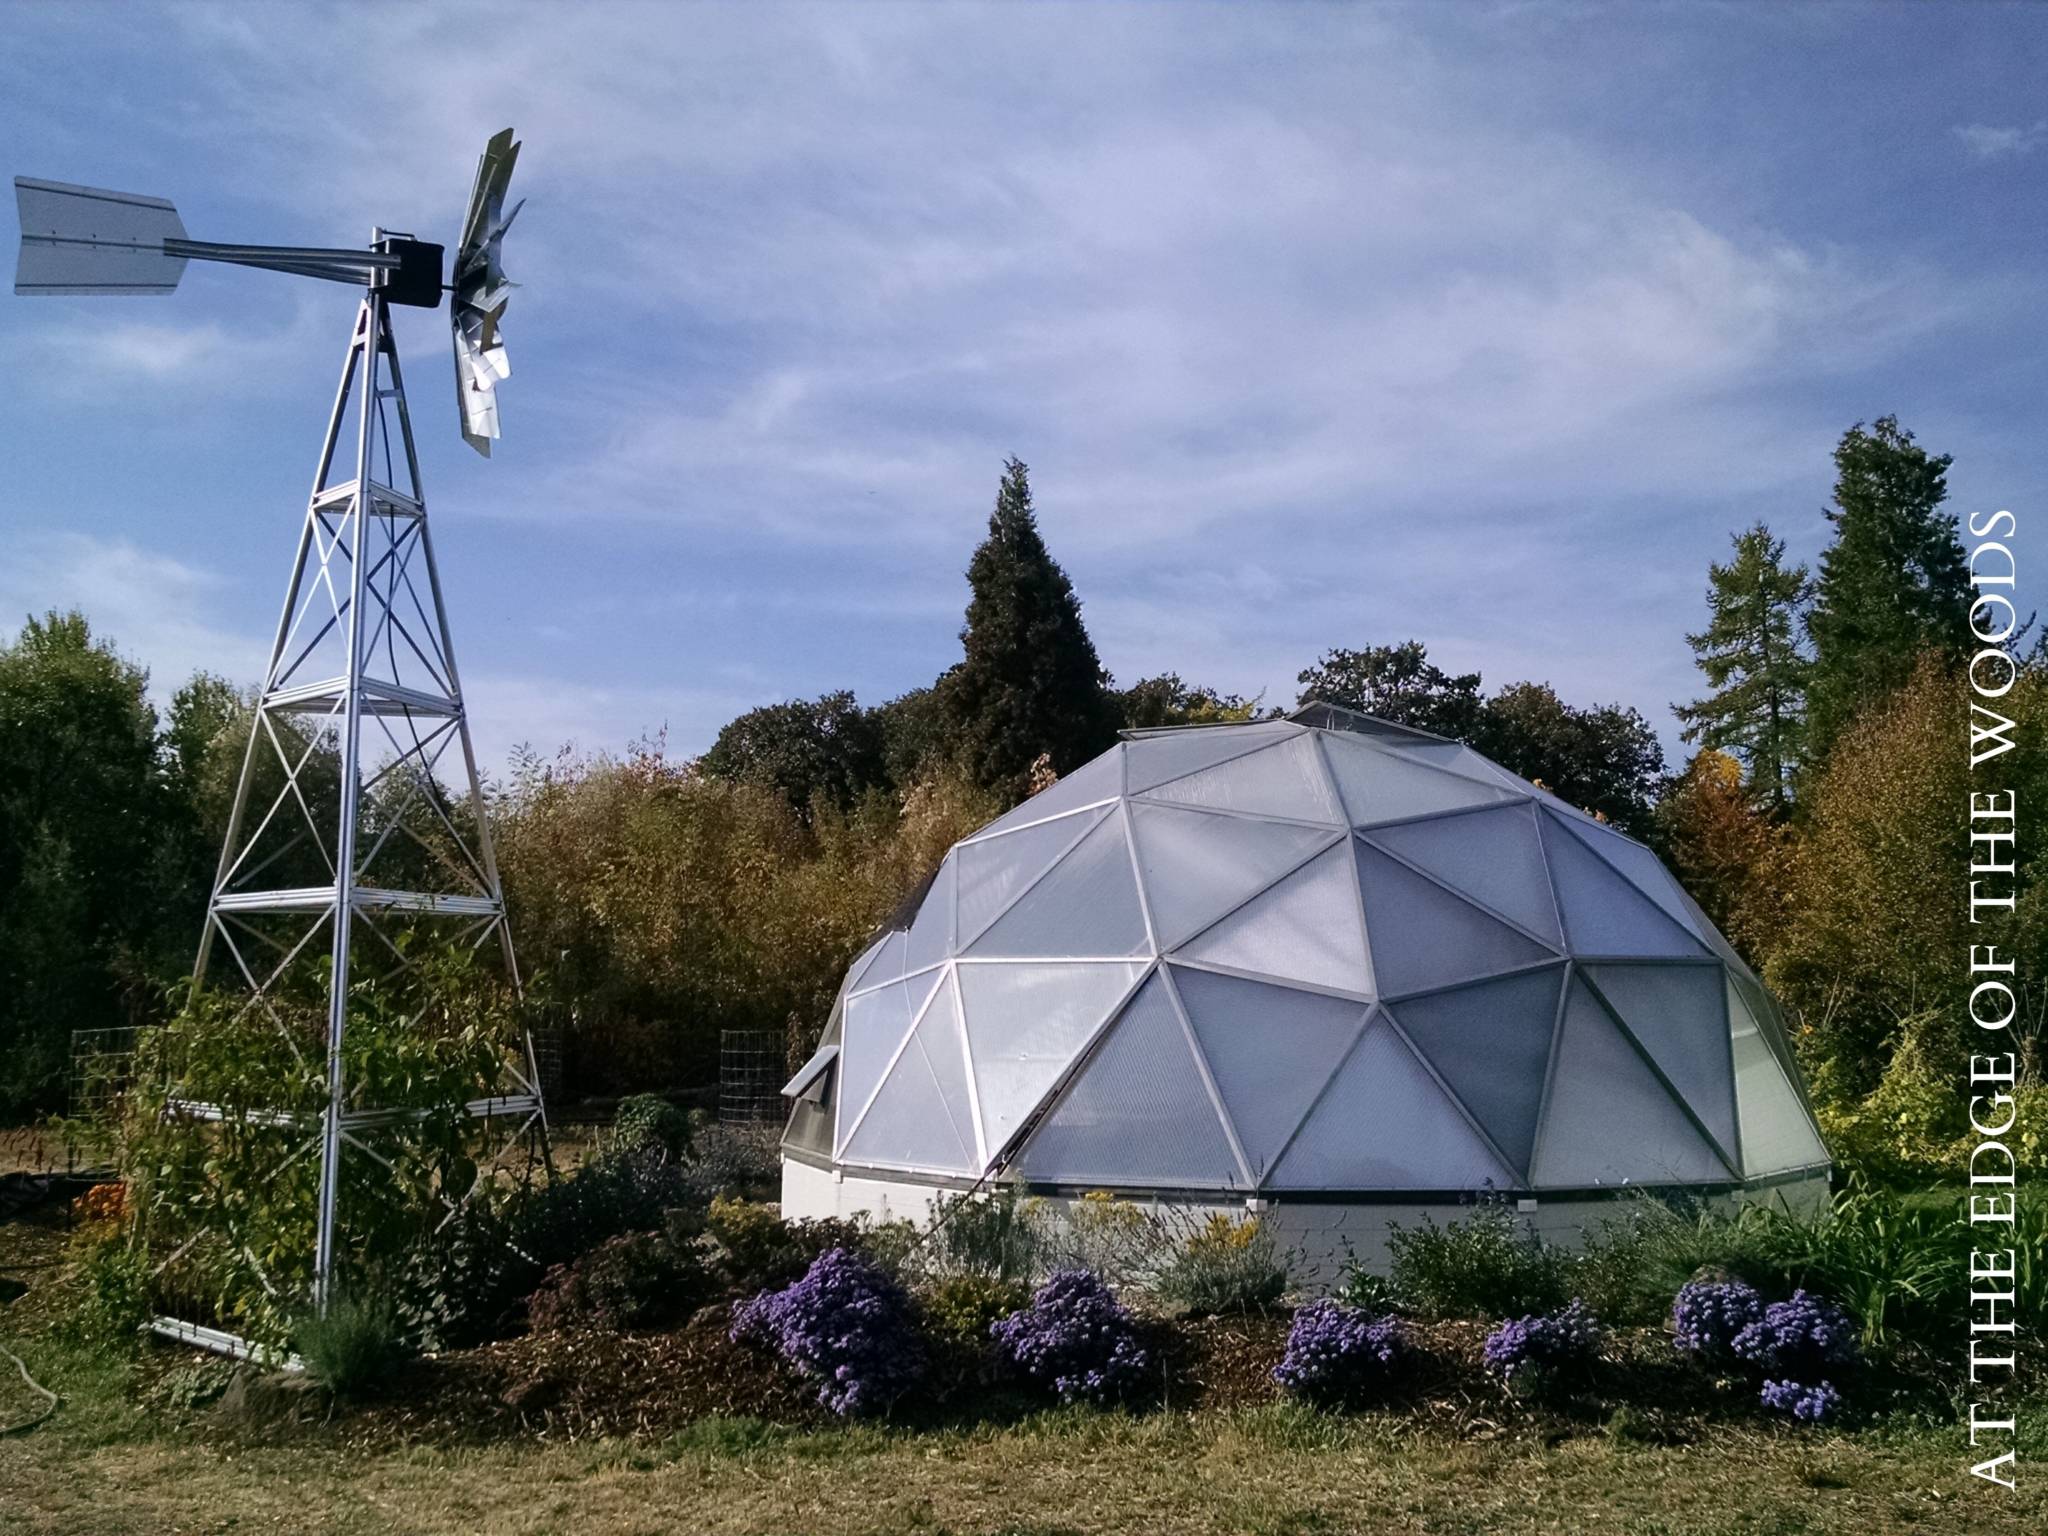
left=1386, top=966, right=1564, bottom=1177
left=1583, top=964, right=1737, bottom=1161
left=915, top=976, right=982, bottom=1166
left=1531, top=979, right=1732, bottom=1187
left=836, top=971, right=943, bottom=1154
left=1728, top=978, right=1830, bottom=1175
left=1355, top=842, right=1554, bottom=997
left=956, top=807, right=1107, bottom=946
left=1130, top=803, right=1336, bottom=948
left=968, top=809, right=1150, bottom=958
left=1137, top=734, right=1343, bottom=824
left=903, top=853, right=957, bottom=973
left=843, top=979, right=976, bottom=1173
left=1014, top=971, right=1243, bottom=1188
left=1175, top=842, right=1371, bottom=994
left=844, top=933, right=892, bottom=993
left=1172, top=966, right=1369, bottom=1179
left=1364, top=804, right=1562, bottom=947
left=957, top=960, right=1147, bottom=1156
left=1556, top=816, right=1710, bottom=942
left=1539, top=816, right=1708, bottom=959
left=969, top=750, right=1125, bottom=840
left=1732, top=971, right=1805, bottom=1091
left=1125, top=721, right=1301, bottom=794
left=1271, top=1016, right=1518, bottom=1191
left=847, top=928, right=908, bottom=996
left=1320, top=734, right=1517, bottom=827
left=1379, top=737, right=1518, bottom=790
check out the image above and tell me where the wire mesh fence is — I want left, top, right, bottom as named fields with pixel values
left=69, top=1026, right=138, bottom=1123
left=719, top=1028, right=785, bottom=1125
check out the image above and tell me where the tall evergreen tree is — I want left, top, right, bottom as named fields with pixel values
left=1674, top=523, right=1812, bottom=811
left=1804, top=416, right=1969, bottom=763
left=943, top=458, right=1117, bottom=797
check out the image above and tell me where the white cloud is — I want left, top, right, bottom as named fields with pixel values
left=1955, top=121, right=2047, bottom=160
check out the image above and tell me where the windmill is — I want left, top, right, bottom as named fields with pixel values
left=14, top=131, right=545, bottom=1357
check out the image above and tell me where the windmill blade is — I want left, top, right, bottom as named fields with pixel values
left=451, top=128, right=521, bottom=456
left=14, top=177, right=189, bottom=295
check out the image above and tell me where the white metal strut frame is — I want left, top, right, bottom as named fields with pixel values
left=177, top=265, right=543, bottom=1331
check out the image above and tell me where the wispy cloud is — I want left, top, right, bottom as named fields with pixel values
left=1955, top=121, right=2047, bottom=161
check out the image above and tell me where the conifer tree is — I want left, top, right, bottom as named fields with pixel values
left=943, top=458, right=1117, bottom=798
left=1803, top=416, right=1969, bottom=763
left=1674, top=523, right=1812, bottom=811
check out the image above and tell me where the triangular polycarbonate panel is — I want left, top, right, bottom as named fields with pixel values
left=835, top=970, right=944, bottom=1153
left=1136, top=733, right=1344, bottom=824
left=1727, top=977, right=1829, bottom=1175
left=1270, top=1016, right=1518, bottom=1190
left=1130, top=803, right=1337, bottom=948
left=1172, top=966, right=1369, bottom=1179
left=1319, top=733, right=1518, bottom=827
left=956, top=960, right=1147, bottom=1155
left=968, top=750, right=1125, bottom=841
left=1731, top=971, right=1807, bottom=1094
left=1554, top=815, right=1710, bottom=942
left=1531, top=979, right=1732, bottom=1186
left=1583, top=964, right=1738, bottom=1161
left=842, top=978, right=976, bottom=1173
left=1125, top=721, right=1301, bottom=794
left=1385, top=966, right=1564, bottom=1177
left=843, top=933, right=892, bottom=993
left=1013, top=971, right=1243, bottom=1188
left=903, top=853, right=957, bottom=972
left=967, top=808, right=1149, bottom=959
left=955, top=807, right=1108, bottom=946
left=848, top=928, right=908, bottom=996
left=1364, top=803, right=1562, bottom=947
left=1377, top=737, right=1523, bottom=792
left=1175, top=841, right=1371, bottom=994
left=1356, top=842, right=1554, bottom=997
left=1539, top=817, right=1709, bottom=958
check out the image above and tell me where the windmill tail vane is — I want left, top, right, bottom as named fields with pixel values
left=11, top=131, right=546, bottom=1354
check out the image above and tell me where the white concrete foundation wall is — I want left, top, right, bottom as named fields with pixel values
left=780, top=1158, right=1833, bottom=1291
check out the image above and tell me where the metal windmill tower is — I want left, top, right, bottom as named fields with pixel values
left=14, top=132, right=544, bottom=1353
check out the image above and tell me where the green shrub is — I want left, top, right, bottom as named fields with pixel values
left=63, top=1235, right=153, bottom=1348
left=395, top=1198, right=529, bottom=1350
left=927, top=1187, right=1040, bottom=1281
left=1033, top=1191, right=1173, bottom=1288
left=703, top=1196, right=912, bottom=1294
left=1332, top=1261, right=1398, bottom=1315
left=1152, top=1214, right=1289, bottom=1316
left=510, top=1149, right=693, bottom=1271
left=679, top=1121, right=782, bottom=1202
left=527, top=1230, right=706, bottom=1333
left=1386, top=1202, right=1570, bottom=1319
left=921, top=1274, right=1029, bottom=1349
left=294, top=1290, right=408, bottom=1399
left=611, top=1093, right=693, bottom=1161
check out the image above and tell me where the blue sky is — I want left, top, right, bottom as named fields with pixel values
left=3, top=2, right=2043, bottom=773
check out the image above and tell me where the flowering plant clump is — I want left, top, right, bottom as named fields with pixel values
left=730, top=1246, right=923, bottom=1416
left=1482, top=1299, right=1604, bottom=1386
left=990, top=1268, right=1150, bottom=1405
left=1671, top=1279, right=1765, bottom=1364
left=1272, top=1300, right=1405, bottom=1405
left=1759, top=1377, right=1844, bottom=1424
left=1731, top=1290, right=1857, bottom=1423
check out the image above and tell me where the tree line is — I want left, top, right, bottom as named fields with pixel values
left=2, top=426, right=2040, bottom=1169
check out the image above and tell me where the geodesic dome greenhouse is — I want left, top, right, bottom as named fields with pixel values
left=781, top=705, right=1828, bottom=1235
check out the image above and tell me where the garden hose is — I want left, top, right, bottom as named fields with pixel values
left=0, top=1344, right=59, bottom=1436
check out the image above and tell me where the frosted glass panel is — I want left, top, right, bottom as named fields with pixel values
left=1365, top=804, right=1561, bottom=947
left=968, top=809, right=1149, bottom=958
left=956, top=808, right=1106, bottom=947
left=1321, top=734, right=1516, bottom=827
left=1557, top=816, right=1709, bottom=941
left=1014, top=972, right=1243, bottom=1188
left=1271, top=1017, right=1517, bottom=1191
left=903, top=853, right=957, bottom=973
left=1386, top=966, right=1564, bottom=1177
left=844, top=978, right=976, bottom=1173
left=844, top=934, right=890, bottom=993
left=1531, top=979, right=1730, bottom=1186
left=1130, top=803, right=1335, bottom=949
left=957, top=960, right=1147, bottom=1155
left=1176, top=841, right=1370, bottom=994
left=970, top=750, right=1124, bottom=840
left=1137, top=734, right=1343, bottom=824
left=1356, top=842, right=1553, bottom=997
left=1126, top=722, right=1301, bottom=794
left=914, top=976, right=980, bottom=1166
left=836, top=971, right=943, bottom=1154
left=848, top=929, right=908, bottom=996
left=1540, top=816, right=1708, bottom=959
left=1173, top=965, right=1368, bottom=1179
left=1584, top=963, right=1737, bottom=1160
left=1728, top=978, right=1829, bottom=1175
